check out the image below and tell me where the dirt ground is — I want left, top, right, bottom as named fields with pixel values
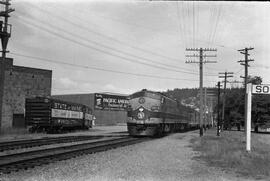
left=0, top=127, right=260, bottom=181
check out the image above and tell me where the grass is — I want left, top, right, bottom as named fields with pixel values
left=191, top=129, right=270, bottom=180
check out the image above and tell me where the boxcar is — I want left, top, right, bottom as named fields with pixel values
left=25, top=97, right=93, bottom=133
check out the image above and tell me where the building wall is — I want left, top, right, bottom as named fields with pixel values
left=93, top=109, right=127, bottom=125
left=1, top=59, right=52, bottom=130
left=53, top=94, right=93, bottom=108
left=52, top=93, right=128, bottom=126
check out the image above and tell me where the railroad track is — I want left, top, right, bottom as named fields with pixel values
left=0, top=133, right=128, bottom=152
left=0, top=137, right=149, bottom=174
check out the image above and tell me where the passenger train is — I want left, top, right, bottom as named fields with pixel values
left=127, top=89, right=200, bottom=136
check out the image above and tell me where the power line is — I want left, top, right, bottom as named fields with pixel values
left=186, top=48, right=218, bottom=136
left=48, top=2, right=237, bottom=52
left=219, top=71, right=234, bottom=130
left=26, top=3, right=183, bottom=64
left=238, top=47, right=254, bottom=135
left=16, top=14, right=196, bottom=74
left=176, top=1, right=186, bottom=49
left=18, top=18, right=203, bottom=76
left=234, top=67, right=244, bottom=75
left=207, top=5, right=215, bottom=47
left=193, top=1, right=195, bottom=48
left=11, top=52, right=212, bottom=82
left=17, top=14, right=220, bottom=77
left=210, top=5, right=222, bottom=45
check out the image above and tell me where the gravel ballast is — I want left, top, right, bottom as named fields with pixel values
left=0, top=129, right=256, bottom=181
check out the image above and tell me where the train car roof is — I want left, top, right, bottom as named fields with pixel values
left=26, top=96, right=92, bottom=110
left=129, top=89, right=177, bottom=102
left=96, top=92, right=129, bottom=97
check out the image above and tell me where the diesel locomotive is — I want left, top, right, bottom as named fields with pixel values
left=127, top=89, right=199, bottom=136
left=25, top=97, right=94, bottom=133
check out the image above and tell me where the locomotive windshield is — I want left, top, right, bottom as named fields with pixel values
left=128, top=90, right=163, bottom=112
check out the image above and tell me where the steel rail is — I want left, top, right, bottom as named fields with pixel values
left=0, top=133, right=128, bottom=151
left=0, top=137, right=149, bottom=174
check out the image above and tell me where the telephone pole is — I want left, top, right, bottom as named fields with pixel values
left=238, top=47, right=254, bottom=133
left=238, top=48, right=254, bottom=91
left=0, top=0, right=14, bottom=130
left=186, top=48, right=217, bottom=136
left=204, top=87, right=207, bottom=131
left=218, top=71, right=233, bottom=130
left=216, top=81, right=221, bottom=136
left=206, top=89, right=217, bottom=128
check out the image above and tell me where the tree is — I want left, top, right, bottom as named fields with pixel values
left=247, top=75, right=262, bottom=85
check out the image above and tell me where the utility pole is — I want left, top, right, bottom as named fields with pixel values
left=0, top=0, right=14, bottom=131
left=204, top=87, right=207, bottom=130
left=206, top=90, right=216, bottom=128
left=216, top=81, right=221, bottom=136
left=238, top=47, right=254, bottom=133
left=186, top=48, right=217, bottom=136
left=218, top=71, right=233, bottom=130
left=209, top=96, right=214, bottom=127
left=207, top=88, right=217, bottom=127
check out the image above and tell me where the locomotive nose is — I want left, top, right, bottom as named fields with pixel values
left=137, top=111, right=145, bottom=119
left=137, top=107, right=148, bottom=120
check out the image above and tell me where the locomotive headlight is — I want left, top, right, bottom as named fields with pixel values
left=137, top=112, right=145, bottom=119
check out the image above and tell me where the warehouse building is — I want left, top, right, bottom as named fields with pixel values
left=52, top=93, right=129, bottom=125
left=0, top=58, right=52, bottom=131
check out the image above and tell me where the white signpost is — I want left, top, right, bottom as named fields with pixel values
left=246, top=84, right=270, bottom=152
left=246, top=84, right=252, bottom=152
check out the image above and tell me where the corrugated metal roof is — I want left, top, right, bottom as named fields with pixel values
left=53, top=92, right=129, bottom=97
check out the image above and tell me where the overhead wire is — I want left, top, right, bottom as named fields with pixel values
left=14, top=3, right=222, bottom=79
left=16, top=16, right=202, bottom=76
left=179, top=1, right=188, bottom=49
left=47, top=2, right=237, bottom=53
left=196, top=1, right=199, bottom=48
left=207, top=5, right=216, bottom=48
left=176, top=1, right=186, bottom=49
left=11, top=52, right=217, bottom=82
left=193, top=1, right=195, bottom=48
left=27, top=3, right=182, bottom=64
left=15, top=14, right=192, bottom=73
left=186, top=2, right=192, bottom=48
left=210, top=4, right=222, bottom=46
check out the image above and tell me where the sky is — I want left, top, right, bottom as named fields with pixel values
left=6, top=0, right=270, bottom=95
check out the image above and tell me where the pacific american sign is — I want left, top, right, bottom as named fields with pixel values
left=94, top=93, right=129, bottom=111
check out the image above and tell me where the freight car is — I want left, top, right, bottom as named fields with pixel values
left=25, top=97, right=94, bottom=133
left=127, top=89, right=199, bottom=136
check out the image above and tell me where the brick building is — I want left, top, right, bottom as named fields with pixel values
left=52, top=93, right=129, bottom=126
left=0, top=58, right=52, bottom=131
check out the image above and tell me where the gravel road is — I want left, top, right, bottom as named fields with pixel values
left=0, top=129, right=256, bottom=181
